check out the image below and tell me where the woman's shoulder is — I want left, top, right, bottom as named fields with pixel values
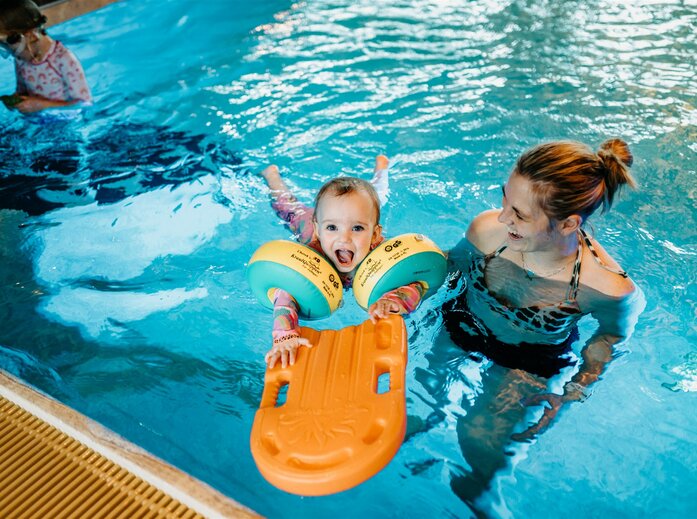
left=579, top=234, right=635, bottom=299
left=466, top=209, right=507, bottom=254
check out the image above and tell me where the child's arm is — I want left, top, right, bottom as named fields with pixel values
left=59, top=47, right=92, bottom=104
left=264, top=288, right=313, bottom=369
left=368, top=282, right=426, bottom=323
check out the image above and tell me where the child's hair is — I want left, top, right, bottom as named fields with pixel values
left=515, top=139, right=636, bottom=222
left=0, top=0, right=47, bottom=32
left=313, top=177, right=381, bottom=224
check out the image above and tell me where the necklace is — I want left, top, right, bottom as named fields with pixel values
left=520, top=252, right=574, bottom=280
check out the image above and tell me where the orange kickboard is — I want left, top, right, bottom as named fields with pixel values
left=250, top=315, right=408, bottom=496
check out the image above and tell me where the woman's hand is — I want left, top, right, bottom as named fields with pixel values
left=511, top=384, right=587, bottom=441
left=368, top=297, right=401, bottom=323
left=264, top=334, right=313, bottom=369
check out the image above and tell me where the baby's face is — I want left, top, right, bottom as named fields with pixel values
left=314, top=190, right=381, bottom=275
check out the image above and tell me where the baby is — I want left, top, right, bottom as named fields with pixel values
left=260, top=156, right=425, bottom=368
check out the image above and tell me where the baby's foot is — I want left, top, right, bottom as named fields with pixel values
left=260, top=164, right=280, bottom=184
left=375, top=155, right=389, bottom=171
left=371, top=155, right=390, bottom=207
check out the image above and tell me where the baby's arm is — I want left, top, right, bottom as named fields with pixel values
left=368, top=282, right=426, bottom=323
left=264, top=288, right=313, bottom=368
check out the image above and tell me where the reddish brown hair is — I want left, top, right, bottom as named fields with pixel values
left=515, top=139, right=636, bottom=222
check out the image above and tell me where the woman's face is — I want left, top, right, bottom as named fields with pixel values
left=497, top=172, right=561, bottom=253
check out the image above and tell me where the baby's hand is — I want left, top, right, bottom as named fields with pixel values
left=368, top=297, right=401, bottom=323
left=265, top=334, right=313, bottom=369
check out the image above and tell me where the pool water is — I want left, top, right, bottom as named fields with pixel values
left=1, top=0, right=696, bottom=517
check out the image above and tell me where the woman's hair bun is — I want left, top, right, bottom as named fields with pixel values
left=597, top=138, right=637, bottom=202
left=599, top=138, right=633, bottom=168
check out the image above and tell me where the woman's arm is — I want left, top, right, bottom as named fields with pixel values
left=513, top=286, right=645, bottom=440
left=564, top=285, right=644, bottom=395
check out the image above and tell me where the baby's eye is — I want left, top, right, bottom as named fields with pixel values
left=326, top=224, right=337, bottom=231
left=352, top=225, right=365, bottom=232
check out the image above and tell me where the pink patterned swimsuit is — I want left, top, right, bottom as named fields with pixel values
left=269, top=188, right=424, bottom=341
left=15, top=40, right=91, bottom=103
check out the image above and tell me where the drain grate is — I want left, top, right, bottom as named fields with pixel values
left=0, top=396, right=204, bottom=518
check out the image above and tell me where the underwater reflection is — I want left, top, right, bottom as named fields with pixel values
left=0, top=119, right=243, bottom=215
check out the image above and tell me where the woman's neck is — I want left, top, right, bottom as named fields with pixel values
left=522, top=231, right=579, bottom=273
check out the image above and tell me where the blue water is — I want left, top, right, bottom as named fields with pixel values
left=1, top=0, right=696, bottom=517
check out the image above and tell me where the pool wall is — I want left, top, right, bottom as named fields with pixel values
left=40, top=0, right=120, bottom=27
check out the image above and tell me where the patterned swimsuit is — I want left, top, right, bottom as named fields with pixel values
left=268, top=170, right=424, bottom=341
left=444, top=229, right=627, bottom=377
left=15, top=40, right=91, bottom=103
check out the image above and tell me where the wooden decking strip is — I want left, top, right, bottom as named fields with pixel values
left=41, top=0, right=122, bottom=27
left=0, top=370, right=259, bottom=518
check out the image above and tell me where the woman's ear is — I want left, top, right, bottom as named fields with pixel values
left=558, top=214, right=582, bottom=236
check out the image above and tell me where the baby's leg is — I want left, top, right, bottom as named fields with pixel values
left=260, top=165, right=293, bottom=201
left=259, top=165, right=314, bottom=243
left=370, top=155, right=389, bottom=207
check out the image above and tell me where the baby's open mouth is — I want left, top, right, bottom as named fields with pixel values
left=335, top=249, right=354, bottom=266
left=508, top=230, right=523, bottom=240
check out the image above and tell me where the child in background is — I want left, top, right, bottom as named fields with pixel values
left=0, top=0, right=91, bottom=114
left=259, top=156, right=425, bottom=368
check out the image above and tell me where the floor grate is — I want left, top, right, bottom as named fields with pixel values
left=0, top=393, right=217, bottom=518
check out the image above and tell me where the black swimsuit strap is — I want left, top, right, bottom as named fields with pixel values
left=579, top=228, right=628, bottom=278
left=487, top=238, right=583, bottom=301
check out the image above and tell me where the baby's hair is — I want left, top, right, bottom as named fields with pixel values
left=0, top=0, right=47, bottom=32
left=515, top=139, right=636, bottom=222
left=313, top=177, right=381, bottom=224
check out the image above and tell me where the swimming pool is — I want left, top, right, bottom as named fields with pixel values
left=1, top=0, right=695, bottom=516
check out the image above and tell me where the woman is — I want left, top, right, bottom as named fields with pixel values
left=438, top=139, right=644, bottom=509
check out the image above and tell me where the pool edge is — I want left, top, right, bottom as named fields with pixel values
left=0, top=369, right=261, bottom=518
left=41, top=0, right=121, bottom=27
